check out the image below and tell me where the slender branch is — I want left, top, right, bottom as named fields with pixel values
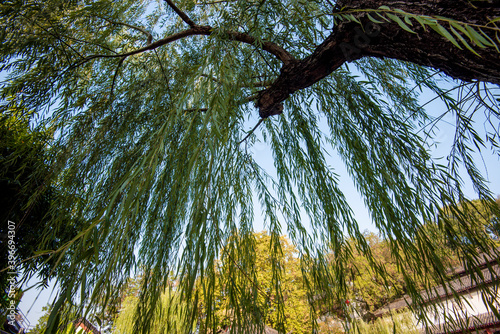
left=153, top=49, right=182, bottom=110
left=249, top=79, right=274, bottom=88
left=227, top=30, right=294, bottom=64
left=244, top=94, right=259, bottom=102
left=198, top=0, right=235, bottom=5
left=164, top=0, right=196, bottom=27
left=31, top=19, right=84, bottom=60
left=238, top=118, right=264, bottom=144
left=200, top=73, right=220, bottom=83
left=98, top=16, right=153, bottom=44
left=54, top=33, right=118, bottom=54
left=70, top=27, right=209, bottom=69
left=200, top=73, right=273, bottom=88
left=184, top=108, right=209, bottom=113
left=71, top=25, right=294, bottom=70
left=108, top=56, right=127, bottom=103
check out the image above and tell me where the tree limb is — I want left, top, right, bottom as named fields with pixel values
left=98, top=16, right=153, bottom=44
left=109, top=56, right=126, bottom=101
left=71, top=26, right=294, bottom=70
left=164, top=0, right=196, bottom=27
left=238, top=119, right=265, bottom=144
left=256, top=0, right=500, bottom=118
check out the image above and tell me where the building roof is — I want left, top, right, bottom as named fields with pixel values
left=423, top=311, right=500, bottom=334
left=420, top=263, right=500, bottom=303
left=374, top=252, right=500, bottom=317
left=73, top=317, right=101, bottom=334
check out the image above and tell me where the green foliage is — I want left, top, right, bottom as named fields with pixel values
left=115, top=287, right=193, bottom=334
left=0, top=99, right=81, bottom=306
left=422, top=197, right=500, bottom=252
left=29, top=304, right=81, bottom=334
left=115, top=232, right=309, bottom=333
left=30, top=304, right=52, bottom=334
left=346, top=233, right=408, bottom=313
left=203, top=231, right=310, bottom=333
left=0, top=1, right=499, bottom=334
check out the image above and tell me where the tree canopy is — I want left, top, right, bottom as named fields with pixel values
left=0, top=0, right=499, bottom=333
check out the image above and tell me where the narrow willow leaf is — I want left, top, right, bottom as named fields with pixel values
left=340, top=14, right=350, bottom=21
left=386, top=13, right=416, bottom=34
left=376, top=12, right=391, bottom=22
left=404, top=15, right=413, bottom=26
left=419, top=16, right=438, bottom=24
left=465, top=25, right=492, bottom=48
left=347, top=14, right=361, bottom=24
left=449, top=21, right=469, bottom=37
left=430, top=23, right=463, bottom=50
left=367, top=13, right=384, bottom=24
left=478, top=27, right=499, bottom=52
left=415, top=16, right=428, bottom=31
left=449, top=25, right=471, bottom=51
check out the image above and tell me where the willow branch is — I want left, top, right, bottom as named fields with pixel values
left=71, top=25, right=293, bottom=70
left=244, top=94, right=259, bottom=102
left=184, top=108, right=208, bottom=113
left=200, top=73, right=273, bottom=88
left=164, top=0, right=196, bottom=27
left=198, top=0, right=235, bottom=5
left=70, top=27, right=209, bottom=69
left=248, top=79, right=274, bottom=88
left=109, top=56, right=126, bottom=101
left=99, top=16, right=153, bottom=44
left=225, top=30, right=294, bottom=63
left=238, top=119, right=264, bottom=144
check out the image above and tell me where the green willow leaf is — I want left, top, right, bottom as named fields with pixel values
left=404, top=15, right=413, bottom=26
left=478, top=27, right=499, bottom=52
left=366, top=13, right=384, bottom=24
left=386, top=13, right=416, bottom=34
left=430, top=23, right=463, bottom=50
left=465, top=24, right=493, bottom=48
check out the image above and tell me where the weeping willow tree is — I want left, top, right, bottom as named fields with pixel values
left=1, top=0, right=500, bottom=333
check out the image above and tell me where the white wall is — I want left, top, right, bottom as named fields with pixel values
left=422, top=286, right=499, bottom=329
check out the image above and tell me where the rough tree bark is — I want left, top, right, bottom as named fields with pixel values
left=256, top=0, right=500, bottom=118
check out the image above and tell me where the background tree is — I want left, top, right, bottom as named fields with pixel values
left=439, top=197, right=500, bottom=245
left=417, top=197, right=500, bottom=262
left=0, top=100, right=53, bottom=299
left=346, top=233, right=407, bottom=314
left=0, top=99, right=84, bottom=310
left=0, top=0, right=499, bottom=333
left=114, top=287, right=193, bottom=334
left=202, top=231, right=310, bottom=333
left=30, top=305, right=54, bottom=334
left=354, top=312, right=419, bottom=334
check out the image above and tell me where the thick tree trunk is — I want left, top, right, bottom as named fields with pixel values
left=257, top=0, right=500, bottom=118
